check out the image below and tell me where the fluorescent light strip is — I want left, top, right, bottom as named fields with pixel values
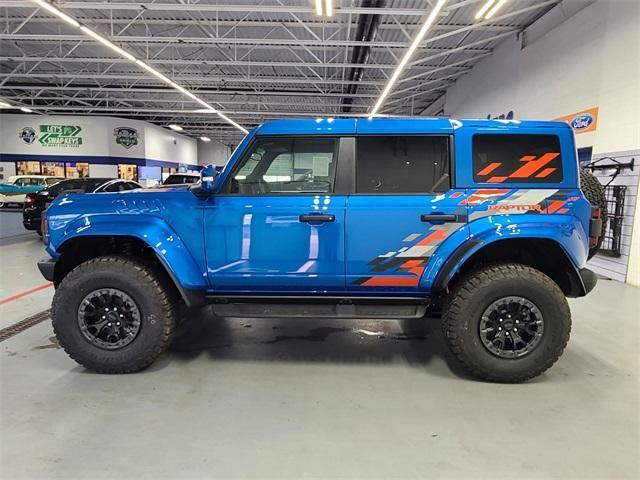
left=369, top=0, right=447, bottom=118
left=325, top=0, right=333, bottom=17
left=474, top=0, right=495, bottom=20
left=135, top=60, right=172, bottom=84
left=315, top=0, right=323, bottom=16
left=484, top=0, right=508, bottom=19
left=80, top=26, right=136, bottom=62
left=33, top=0, right=79, bottom=27
left=30, top=0, right=247, bottom=134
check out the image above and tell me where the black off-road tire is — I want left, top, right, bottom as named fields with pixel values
left=52, top=256, right=177, bottom=373
left=442, top=263, right=571, bottom=383
left=580, top=168, right=607, bottom=259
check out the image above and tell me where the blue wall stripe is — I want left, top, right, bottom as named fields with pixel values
left=0, top=153, right=195, bottom=170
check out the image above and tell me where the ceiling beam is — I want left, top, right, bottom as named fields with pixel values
left=0, top=33, right=496, bottom=50
left=4, top=2, right=460, bottom=17
left=0, top=56, right=473, bottom=71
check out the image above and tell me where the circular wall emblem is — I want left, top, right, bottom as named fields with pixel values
left=19, top=126, right=37, bottom=145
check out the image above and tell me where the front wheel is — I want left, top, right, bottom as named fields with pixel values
left=52, top=256, right=177, bottom=373
left=442, top=263, right=571, bottom=383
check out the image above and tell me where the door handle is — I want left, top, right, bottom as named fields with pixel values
left=421, top=213, right=458, bottom=223
left=299, top=214, right=335, bottom=223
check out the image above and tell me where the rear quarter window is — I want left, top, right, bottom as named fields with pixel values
left=473, top=134, right=563, bottom=183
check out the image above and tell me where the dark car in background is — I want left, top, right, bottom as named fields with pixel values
left=162, top=172, right=200, bottom=185
left=23, top=178, right=141, bottom=235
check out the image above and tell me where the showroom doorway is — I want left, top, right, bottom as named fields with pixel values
left=118, top=164, right=138, bottom=181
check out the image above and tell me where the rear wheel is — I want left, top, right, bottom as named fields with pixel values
left=442, top=263, right=571, bottom=383
left=52, top=256, right=177, bottom=373
left=580, top=168, right=607, bottom=259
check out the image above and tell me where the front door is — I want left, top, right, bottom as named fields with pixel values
left=345, top=135, right=468, bottom=293
left=205, top=135, right=347, bottom=293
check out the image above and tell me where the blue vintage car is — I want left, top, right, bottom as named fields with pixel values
left=38, top=118, right=606, bottom=382
left=0, top=175, right=65, bottom=207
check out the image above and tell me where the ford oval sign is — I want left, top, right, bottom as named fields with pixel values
left=570, top=114, right=594, bottom=131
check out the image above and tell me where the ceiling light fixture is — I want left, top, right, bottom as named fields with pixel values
left=325, top=0, right=333, bottom=17
left=484, top=0, right=508, bottom=19
left=168, top=124, right=183, bottom=132
left=79, top=25, right=136, bottom=61
left=20, top=107, right=34, bottom=113
left=314, top=0, right=332, bottom=17
left=29, top=0, right=247, bottom=134
left=474, top=0, right=495, bottom=19
left=475, top=0, right=507, bottom=20
left=199, top=136, right=211, bottom=142
left=0, top=101, right=12, bottom=108
left=33, top=0, right=79, bottom=27
left=369, top=0, right=447, bottom=118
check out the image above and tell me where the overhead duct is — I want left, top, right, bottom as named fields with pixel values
left=341, top=0, right=385, bottom=113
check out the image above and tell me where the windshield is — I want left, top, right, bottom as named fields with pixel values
left=47, top=179, right=112, bottom=195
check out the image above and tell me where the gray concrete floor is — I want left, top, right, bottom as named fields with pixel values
left=1, top=211, right=639, bottom=479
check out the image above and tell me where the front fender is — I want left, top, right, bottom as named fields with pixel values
left=49, top=213, right=207, bottom=292
left=423, top=213, right=589, bottom=291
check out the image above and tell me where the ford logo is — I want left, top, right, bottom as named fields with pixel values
left=570, top=114, right=594, bottom=131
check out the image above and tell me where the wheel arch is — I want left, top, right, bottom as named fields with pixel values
left=433, top=237, right=588, bottom=298
left=53, top=233, right=206, bottom=307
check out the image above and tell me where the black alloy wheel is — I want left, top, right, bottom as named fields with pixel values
left=479, top=296, right=544, bottom=358
left=77, top=288, right=142, bottom=349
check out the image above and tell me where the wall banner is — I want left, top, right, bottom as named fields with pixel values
left=38, top=124, right=83, bottom=147
left=554, top=107, right=599, bottom=134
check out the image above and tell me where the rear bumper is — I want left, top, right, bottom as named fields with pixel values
left=23, top=216, right=41, bottom=231
left=37, top=257, right=56, bottom=282
left=578, top=267, right=598, bottom=296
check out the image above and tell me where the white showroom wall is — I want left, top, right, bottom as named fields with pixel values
left=442, top=0, right=640, bottom=284
left=0, top=114, right=197, bottom=166
left=143, top=124, right=197, bottom=166
left=443, top=0, right=639, bottom=153
left=89, top=164, right=118, bottom=178
left=197, top=139, right=232, bottom=167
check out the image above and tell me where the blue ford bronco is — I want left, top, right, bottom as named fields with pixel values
left=39, top=118, right=606, bottom=382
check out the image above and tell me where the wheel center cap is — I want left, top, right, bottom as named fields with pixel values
left=107, top=311, right=119, bottom=322
left=503, top=319, right=514, bottom=330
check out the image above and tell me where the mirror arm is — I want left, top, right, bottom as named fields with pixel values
left=189, top=183, right=213, bottom=198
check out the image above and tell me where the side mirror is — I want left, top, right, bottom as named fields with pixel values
left=200, top=164, right=219, bottom=193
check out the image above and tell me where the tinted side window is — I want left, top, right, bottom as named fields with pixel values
left=228, top=137, right=338, bottom=194
left=103, top=182, right=127, bottom=192
left=473, top=134, right=563, bottom=183
left=356, top=136, right=450, bottom=194
left=48, top=179, right=75, bottom=195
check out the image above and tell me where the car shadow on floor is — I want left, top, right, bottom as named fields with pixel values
left=163, top=306, right=474, bottom=380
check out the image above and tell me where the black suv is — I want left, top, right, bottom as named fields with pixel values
left=23, top=178, right=140, bottom=235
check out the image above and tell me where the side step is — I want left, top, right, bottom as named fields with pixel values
left=206, top=295, right=430, bottom=319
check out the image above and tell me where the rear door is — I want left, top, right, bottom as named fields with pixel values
left=345, top=134, right=468, bottom=293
